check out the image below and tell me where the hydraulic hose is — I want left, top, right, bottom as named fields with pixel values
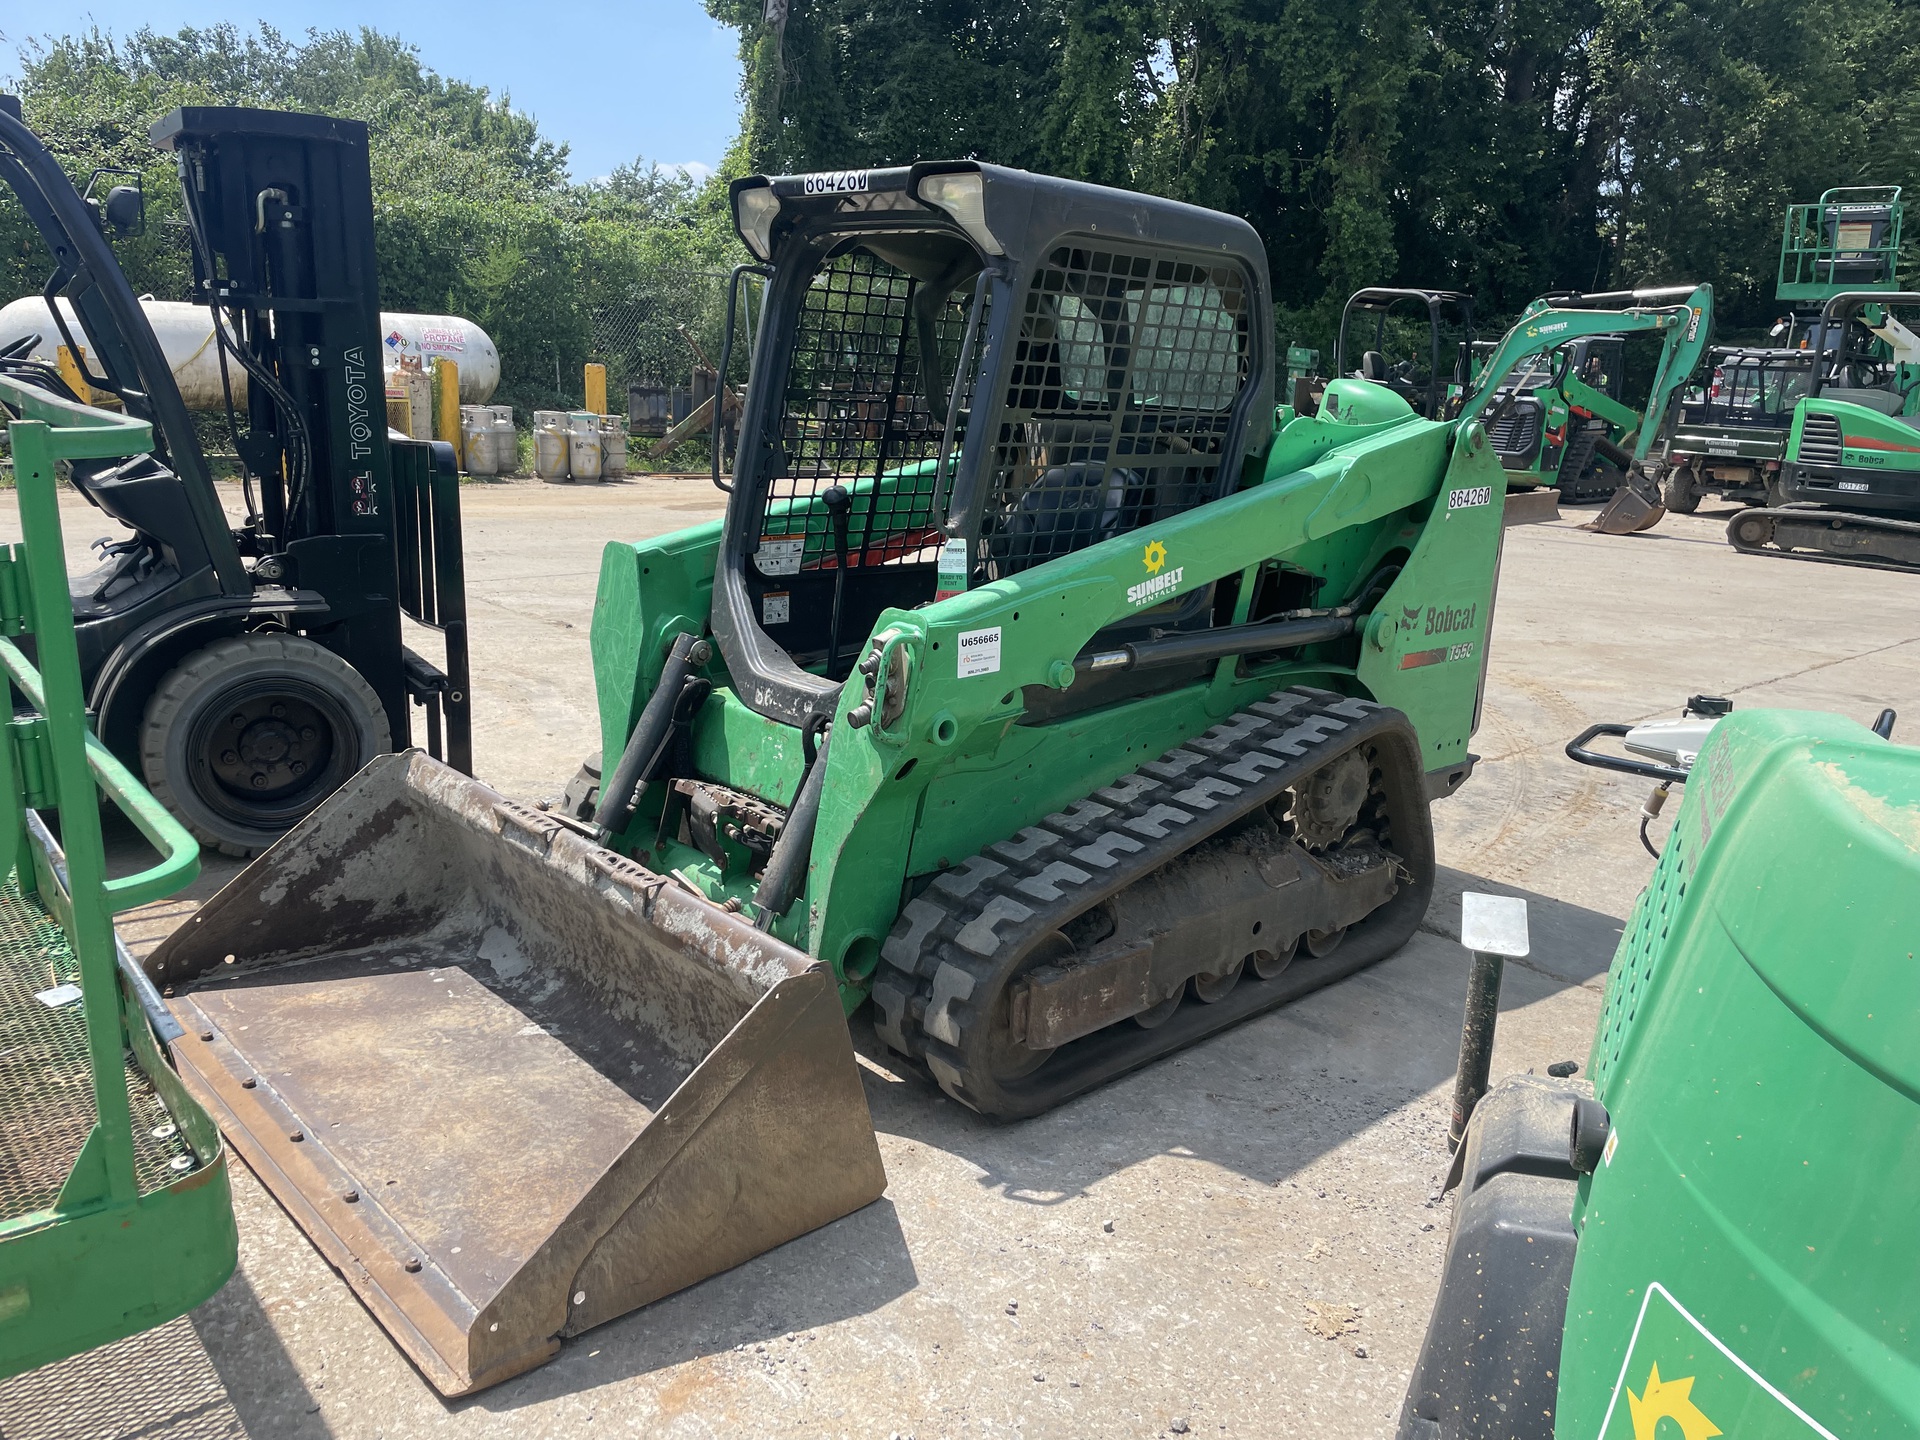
left=754, top=720, right=831, bottom=929
left=593, top=632, right=703, bottom=839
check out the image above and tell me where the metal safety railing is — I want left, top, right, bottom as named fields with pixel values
left=0, top=373, right=234, bottom=1380
left=1778, top=187, right=1905, bottom=300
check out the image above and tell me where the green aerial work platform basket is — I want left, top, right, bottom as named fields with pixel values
left=0, top=376, right=235, bottom=1380
left=1777, top=185, right=1905, bottom=302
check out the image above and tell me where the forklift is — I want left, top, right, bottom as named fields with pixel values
left=0, top=100, right=469, bottom=854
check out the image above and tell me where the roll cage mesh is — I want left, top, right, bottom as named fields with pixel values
left=756, top=250, right=983, bottom=570
left=979, top=245, right=1252, bottom=578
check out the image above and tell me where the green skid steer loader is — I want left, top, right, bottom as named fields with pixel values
left=148, top=162, right=1711, bottom=1392
left=568, top=172, right=1709, bottom=1119
left=1400, top=701, right=1920, bottom=1438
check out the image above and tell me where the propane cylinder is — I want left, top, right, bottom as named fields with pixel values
left=490, top=406, right=518, bottom=474
left=568, top=412, right=603, bottom=482
left=533, top=411, right=571, bottom=481
left=460, top=404, right=499, bottom=476
left=600, top=415, right=629, bottom=478
left=0, top=296, right=501, bottom=408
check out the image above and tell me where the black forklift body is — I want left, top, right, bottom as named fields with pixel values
left=0, top=99, right=246, bottom=699
left=0, top=99, right=470, bottom=837
left=715, top=161, right=1273, bottom=729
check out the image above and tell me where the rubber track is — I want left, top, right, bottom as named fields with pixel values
left=871, top=685, right=1434, bottom=1118
left=1555, top=424, right=1610, bottom=500
left=1727, top=506, right=1920, bottom=575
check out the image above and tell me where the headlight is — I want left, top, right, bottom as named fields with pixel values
left=914, top=171, right=1003, bottom=256
left=733, top=183, right=781, bottom=262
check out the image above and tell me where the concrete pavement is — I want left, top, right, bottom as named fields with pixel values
left=8, top=477, right=1918, bottom=1438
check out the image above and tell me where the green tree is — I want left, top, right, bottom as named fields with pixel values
left=710, top=0, right=1920, bottom=351
left=2, top=23, right=747, bottom=416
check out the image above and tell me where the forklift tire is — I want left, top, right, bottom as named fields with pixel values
left=1658, top=463, right=1699, bottom=514
left=141, top=633, right=391, bottom=857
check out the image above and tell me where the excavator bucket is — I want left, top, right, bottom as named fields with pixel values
left=142, top=751, right=887, bottom=1397
left=1583, top=482, right=1666, bottom=534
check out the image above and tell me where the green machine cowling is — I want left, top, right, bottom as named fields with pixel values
left=580, top=159, right=1715, bottom=1119
left=1399, top=707, right=1920, bottom=1438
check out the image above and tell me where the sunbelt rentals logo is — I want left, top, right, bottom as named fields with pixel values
left=1128, top=540, right=1183, bottom=607
left=1597, top=1282, right=1837, bottom=1440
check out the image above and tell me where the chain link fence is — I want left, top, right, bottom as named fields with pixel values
left=588, top=268, right=761, bottom=441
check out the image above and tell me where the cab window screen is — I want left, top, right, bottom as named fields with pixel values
left=982, top=245, right=1251, bottom=577
left=760, top=249, right=981, bottom=567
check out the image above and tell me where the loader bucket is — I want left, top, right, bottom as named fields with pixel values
left=143, top=751, right=887, bottom=1397
left=1583, top=483, right=1666, bottom=534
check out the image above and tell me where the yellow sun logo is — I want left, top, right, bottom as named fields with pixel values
left=1143, top=540, right=1168, bottom=574
left=1628, top=1364, right=1721, bottom=1440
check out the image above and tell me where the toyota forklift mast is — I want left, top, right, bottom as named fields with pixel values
left=155, top=107, right=407, bottom=729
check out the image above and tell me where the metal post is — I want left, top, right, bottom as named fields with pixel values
left=584, top=362, right=608, bottom=416
left=434, top=356, right=462, bottom=470
left=1448, top=892, right=1530, bottom=1149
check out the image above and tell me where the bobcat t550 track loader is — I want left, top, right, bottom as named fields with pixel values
left=147, top=160, right=1710, bottom=1393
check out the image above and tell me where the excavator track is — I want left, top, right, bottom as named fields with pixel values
left=871, top=687, right=1435, bottom=1118
left=1727, top=505, right=1920, bottom=574
left=1554, top=423, right=1611, bottom=501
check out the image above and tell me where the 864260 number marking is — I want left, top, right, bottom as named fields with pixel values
left=1447, top=486, right=1493, bottom=511
left=801, top=170, right=870, bottom=195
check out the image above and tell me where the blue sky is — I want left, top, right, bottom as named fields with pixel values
left=3, top=0, right=745, bottom=182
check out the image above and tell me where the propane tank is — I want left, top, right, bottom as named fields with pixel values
left=600, top=414, right=629, bottom=478
left=0, top=296, right=501, bottom=408
left=533, top=410, right=570, bottom=481
left=460, top=404, right=499, bottom=476
left=490, top=405, right=518, bottom=475
left=567, top=411, right=603, bottom=482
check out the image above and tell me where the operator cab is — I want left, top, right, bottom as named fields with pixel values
left=718, top=163, right=1272, bottom=728
left=1473, top=334, right=1624, bottom=473
left=1331, top=288, right=1476, bottom=420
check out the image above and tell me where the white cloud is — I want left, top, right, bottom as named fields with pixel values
left=664, top=161, right=716, bottom=184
